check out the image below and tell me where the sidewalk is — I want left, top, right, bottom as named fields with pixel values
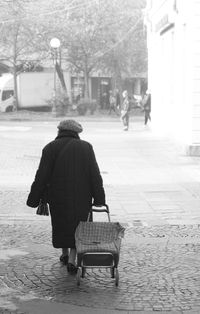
left=0, top=109, right=121, bottom=122
left=1, top=220, right=200, bottom=314
left=0, top=117, right=200, bottom=313
left=0, top=108, right=143, bottom=123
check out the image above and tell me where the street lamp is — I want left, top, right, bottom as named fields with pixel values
left=50, top=37, right=61, bottom=115
left=97, top=70, right=101, bottom=109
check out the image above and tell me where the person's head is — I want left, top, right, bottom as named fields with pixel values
left=57, top=119, right=83, bottom=135
left=122, top=90, right=128, bottom=98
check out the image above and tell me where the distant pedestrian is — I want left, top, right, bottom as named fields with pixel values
left=108, top=91, right=118, bottom=115
left=142, top=90, right=151, bottom=125
left=115, top=88, right=121, bottom=110
left=120, top=90, right=130, bottom=131
left=101, top=91, right=109, bottom=110
left=26, top=119, right=106, bottom=274
left=75, top=93, right=81, bottom=104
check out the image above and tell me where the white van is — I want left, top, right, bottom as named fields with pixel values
left=0, top=74, right=14, bottom=112
left=0, top=71, right=70, bottom=111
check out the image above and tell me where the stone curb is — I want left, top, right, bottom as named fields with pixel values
left=0, top=111, right=143, bottom=122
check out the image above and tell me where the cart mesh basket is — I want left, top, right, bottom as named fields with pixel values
left=75, top=221, right=125, bottom=254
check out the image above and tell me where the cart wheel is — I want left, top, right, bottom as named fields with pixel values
left=115, top=268, right=119, bottom=286
left=110, top=267, right=115, bottom=278
left=77, top=267, right=81, bottom=286
left=81, top=267, right=86, bottom=278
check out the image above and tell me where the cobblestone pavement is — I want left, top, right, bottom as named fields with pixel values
left=0, top=219, right=200, bottom=313
left=1, top=119, right=200, bottom=313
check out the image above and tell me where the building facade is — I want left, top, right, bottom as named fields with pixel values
left=71, top=74, right=146, bottom=109
left=145, top=0, right=200, bottom=154
left=0, top=64, right=146, bottom=112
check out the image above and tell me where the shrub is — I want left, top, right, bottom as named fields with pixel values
left=77, top=98, right=97, bottom=115
left=45, top=91, right=70, bottom=116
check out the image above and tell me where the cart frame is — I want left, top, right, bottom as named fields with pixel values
left=75, top=205, right=123, bottom=286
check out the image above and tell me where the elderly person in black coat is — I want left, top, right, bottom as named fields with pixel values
left=27, top=120, right=106, bottom=273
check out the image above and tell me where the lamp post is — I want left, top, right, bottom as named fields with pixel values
left=98, top=71, right=101, bottom=109
left=50, top=37, right=61, bottom=115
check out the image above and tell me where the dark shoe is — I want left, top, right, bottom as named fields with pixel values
left=60, top=255, right=69, bottom=265
left=67, top=263, right=78, bottom=274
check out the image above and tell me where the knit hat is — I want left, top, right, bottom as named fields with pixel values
left=57, top=119, right=83, bottom=133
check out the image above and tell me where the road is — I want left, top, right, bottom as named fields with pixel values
left=1, top=119, right=200, bottom=225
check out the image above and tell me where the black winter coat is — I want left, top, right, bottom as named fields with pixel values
left=27, top=130, right=105, bottom=248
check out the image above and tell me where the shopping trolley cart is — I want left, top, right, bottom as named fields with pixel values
left=75, top=205, right=125, bottom=286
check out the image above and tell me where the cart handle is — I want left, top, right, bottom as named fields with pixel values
left=87, top=204, right=110, bottom=222
left=91, top=204, right=109, bottom=213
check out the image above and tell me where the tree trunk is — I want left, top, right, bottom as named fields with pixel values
left=13, top=62, right=19, bottom=111
left=13, top=24, right=19, bottom=111
left=55, top=61, right=67, bottom=92
left=114, top=63, right=123, bottom=103
left=83, top=60, right=90, bottom=98
left=84, top=70, right=90, bottom=99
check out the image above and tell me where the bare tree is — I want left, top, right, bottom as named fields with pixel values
left=0, top=1, right=36, bottom=108
left=99, top=0, right=147, bottom=92
left=0, top=0, right=147, bottom=102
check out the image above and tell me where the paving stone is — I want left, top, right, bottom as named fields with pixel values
left=0, top=220, right=200, bottom=311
